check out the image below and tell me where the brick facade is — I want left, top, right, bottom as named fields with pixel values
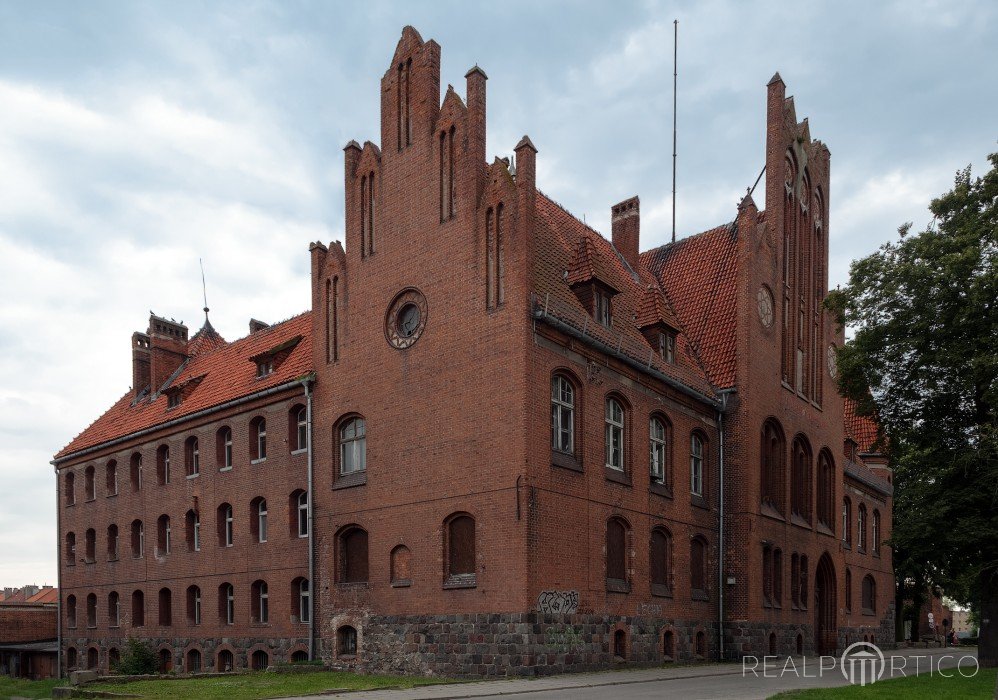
left=53, top=26, right=893, bottom=678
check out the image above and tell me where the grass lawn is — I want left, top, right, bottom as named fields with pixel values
left=87, top=670, right=452, bottom=699
left=0, top=676, right=67, bottom=699
left=770, top=666, right=996, bottom=699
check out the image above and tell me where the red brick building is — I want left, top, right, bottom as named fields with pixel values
left=0, top=587, right=59, bottom=679
left=53, top=26, right=893, bottom=677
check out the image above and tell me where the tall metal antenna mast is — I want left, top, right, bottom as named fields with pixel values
left=199, top=258, right=209, bottom=317
left=672, top=19, right=678, bottom=243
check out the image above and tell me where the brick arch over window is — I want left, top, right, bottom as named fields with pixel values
left=760, top=418, right=786, bottom=514
left=816, top=448, right=835, bottom=530
left=605, top=516, right=631, bottom=593
left=790, top=435, right=813, bottom=522
left=391, top=544, right=412, bottom=586
left=334, top=413, right=367, bottom=483
left=443, top=512, right=476, bottom=586
left=337, top=525, right=369, bottom=584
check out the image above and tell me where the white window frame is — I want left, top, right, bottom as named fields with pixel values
left=297, top=491, right=308, bottom=538
left=551, top=376, right=574, bottom=454
left=340, top=418, right=366, bottom=475
left=162, top=447, right=170, bottom=484
left=595, top=289, right=611, bottom=327
left=256, top=419, right=267, bottom=461
left=690, top=434, right=704, bottom=497
left=299, top=579, right=310, bottom=623
left=604, top=398, right=624, bottom=471
left=224, top=584, right=234, bottom=625
left=222, top=428, right=233, bottom=469
left=650, top=418, right=667, bottom=484
left=193, top=587, right=201, bottom=625
left=257, top=499, right=268, bottom=543
left=258, top=582, right=269, bottom=624
left=296, top=408, right=308, bottom=452
left=224, top=506, right=233, bottom=547
left=190, top=438, right=199, bottom=476
left=193, top=513, right=200, bottom=552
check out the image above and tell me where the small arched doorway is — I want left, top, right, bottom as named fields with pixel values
left=814, top=553, right=837, bottom=655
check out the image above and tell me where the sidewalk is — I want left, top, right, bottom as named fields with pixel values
left=281, top=646, right=975, bottom=700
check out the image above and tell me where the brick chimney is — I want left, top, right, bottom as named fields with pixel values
left=147, top=314, right=189, bottom=393
left=611, top=196, right=640, bottom=270
left=132, top=332, right=151, bottom=397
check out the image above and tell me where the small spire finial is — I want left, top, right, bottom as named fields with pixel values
left=200, top=258, right=209, bottom=319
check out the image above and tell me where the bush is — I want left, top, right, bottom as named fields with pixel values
left=114, top=638, right=158, bottom=675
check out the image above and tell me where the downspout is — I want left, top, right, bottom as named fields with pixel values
left=55, top=467, right=63, bottom=679
left=717, top=389, right=734, bottom=661
left=303, top=378, right=315, bottom=661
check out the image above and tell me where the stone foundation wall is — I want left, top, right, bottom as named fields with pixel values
left=324, top=613, right=717, bottom=677
left=839, top=601, right=897, bottom=651
left=725, top=621, right=816, bottom=659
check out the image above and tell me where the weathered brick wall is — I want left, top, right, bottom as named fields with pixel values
left=0, top=605, right=56, bottom=643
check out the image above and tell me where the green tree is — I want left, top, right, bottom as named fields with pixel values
left=115, top=637, right=158, bottom=675
left=827, top=154, right=998, bottom=667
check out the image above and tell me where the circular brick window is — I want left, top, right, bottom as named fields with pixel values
left=385, top=288, right=428, bottom=349
left=757, top=286, right=774, bottom=328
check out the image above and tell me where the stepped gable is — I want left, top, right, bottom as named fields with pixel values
left=56, top=312, right=312, bottom=459
left=641, top=223, right=739, bottom=389
left=532, top=191, right=716, bottom=397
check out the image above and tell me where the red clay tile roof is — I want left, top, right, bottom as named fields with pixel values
left=641, top=224, right=739, bottom=389
left=532, top=192, right=716, bottom=398
left=844, top=397, right=883, bottom=454
left=55, top=312, right=313, bottom=460
left=187, top=317, right=227, bottom=357
left=26, top=588, right=58, bottom=605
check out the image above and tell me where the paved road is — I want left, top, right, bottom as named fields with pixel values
left=283, top=647, right=980, bottom=700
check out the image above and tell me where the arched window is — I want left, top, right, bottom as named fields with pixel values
left=131, top=589, right=144, bottom=627
left=66, top=646, right=78, bottom=670
left=872, top=510, right=881, bottom=555
left=217, top=503, right=233, bottom=547
left=485, top=203, right=505, bottom=309
left=695, top=630, right=706, bottom=658
left=85, top=465, right=96, bottom=501
left=690, top=432, right=706, bottom=498
left=816, top=450, right=835, bottom=529
left=861, top=575, right=876, bottom=613
left=66, top=594, right=77, bottom=628
left=218, top=583, right=234, bottom=625
left=156, top=514, right=171, bottom=555
left=158, top=649, right=171, bottom=673
left=326, top=276, right=339, bottom=363
left=185, top=436, right=200, bottom=477
left=250, top=417, right=267, bottom=461
left=842, top=497, right=852, bottom=545
left=216, top=426, right=233, bottom=470
left=65, top=531, right=76, bottom=565
left=131, top=520, right=144, bottom=558
left=798, top=555, right=809, bottom=610
left=292, top=577, right=310, bottom=623
left=85, top=528, right=96, bottom=562
left=845, top=569, right=852, bottom=612
left=130, top=453, right=142, bottom=491
left=291, top=650, right=308, bottom=663
left=251, top=580, right=269, bottom=624
left=108, top=647, right=120, bottom=670
left=158, top=587, right=172, bottom=626
left=105, top=460, right=118, bottom=496
left=290, top=404, right=308, bottom=453
left=773, top=548, right=783, bottom=606
left=613, top=629, right=627, bottom=659
left=605, top=517, right=629, bottom=591
left=858, top=504, right=867, bottom=552
left=763, top=544, right=773, bottom=605
left=250, top=497, right=268, bottom=543
left=217, top=648, right=234, bottom=672
left=87, top=593, right=97, bottom=627
left=391, top=544, right=412, bottom=586
left=604, top=398, right=625, bottom=471
left=444, top=513, right=476, bottom=585
left=791, top=552, right=800, bottom=608
left=650, top=527, right=672, bottom=596
left=551, top=374, right=575, bottom=455
left=251, top=649, right=270, bottom=671
left=186, top=649, right=202, bottom=673
left=663, top=630, right=675, bottom=660
left=649, top=416, right=671, bottom=487
left=156, top=445, right=170, bottom=485
left=290, top=490, right=309, bottom=538
left=338, top=526, right=369, bottom=583
left=186, top=585, right=201, bottom=625
left=185, top=510, right=200, bottom=552
left=337, top=626, right=358, bottom=657
left=338, top=416, right=366, bottom=475
left=107, top=524, right=119, bottom=560
left=108, top=591, right=120, bottom=627
left=87, top=647, right=98, bottom=670
left=690, top=536, right=708, bottom=599
left=760, top=419, right=785, bottom=513
left=65, top=471, right=76, bottom=506
left=790, top=436, right=812, bottom=521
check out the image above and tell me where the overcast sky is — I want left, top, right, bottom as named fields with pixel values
left=1, top=1, right=995, bottom=585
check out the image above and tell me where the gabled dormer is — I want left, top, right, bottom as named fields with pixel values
left=249, top=335, right=303, bottom=379
left=567, top=235, right=619, bottom=329
left=636, top=286, right=681, bottom=364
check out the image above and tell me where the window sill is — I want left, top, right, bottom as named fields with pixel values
left=649, top=482, right=673, bottom=499
left=604, top=467, right=631, bottom=486
left=186, top=473, right=199, bottom=480
left=815, top=523, right=834, bottom=537
left=760, top=503, right=784, bottom=520
left=443, top=574, right=476, bottom=590
left=861, top=608, right=875, bottom=616
left=291, top=448, right=307, bottom=456
left=651, top=583, right=673, bottom=598
left=251, top=458, right=267, bottom=465
left=333, top=471, right=367, bottom=490
left=841, top=542, right=852, bottom=551
left=249, top=622, right=271, bottom=628
left=692, top=589, right=709, bottom=602
left=857, top=547, right=867, bottom=555
left=106, top=493, right=118, bottom=499
left=336, top=581, right=370, bottom=590
left=691, top=494, right=708, bottom=510
left=606, top=578, right=631, bottom=594
left=85, top=498, right=95, bottom=503
left=391, top=579, right=412, bottom=588
left=551, top=451, right=582, bottom=472
left=108, top=557, right=119, bottom=563
left=790, top=514, right=812, bottom=529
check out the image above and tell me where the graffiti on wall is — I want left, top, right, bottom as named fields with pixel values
left=537, top=590, right=580, bottom=615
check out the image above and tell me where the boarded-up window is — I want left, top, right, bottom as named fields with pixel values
left=158, top=587, right=171, bottom=626
left=340, top=527, right=369, bottom=583
left=131, top=590, right=144, bottom=627
left=773, top=548, right=783, bottom=605
left=391, top=545, right=412, bottom=585
left=650, top=528, right=671, bottom=595
left=691, top=536, right=707, bottom=596
left=760, top=420, right=785, bottom=513
left=862, top=575, right=876, bottom=612
left=447, top=516, right=475, bottom=577
left=606, top=518, right=627, bottom=583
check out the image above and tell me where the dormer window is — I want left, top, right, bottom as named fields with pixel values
left=167, top=393, right=181, bottom=409
left=250, top=336, right=302, bottom=379
left=595, top=289, right=612, bottom=328
left=256, top=360, right=273, bottom=378
left=659, top=331, right=677, bottom=364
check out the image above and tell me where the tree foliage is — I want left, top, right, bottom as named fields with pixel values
left=114, top=637, right=158, bottom=675
left=826, top=153, right=998, bottom=665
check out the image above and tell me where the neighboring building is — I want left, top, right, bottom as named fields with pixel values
left=0, top=586, right=58, bottom=679
left=951, top=609, right=975, bottom=636
left=53, top=26, right=893, bottom=677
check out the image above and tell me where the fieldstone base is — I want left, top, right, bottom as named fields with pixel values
left=324, top=613, right=718, bottom=677
left=725, top=621, right=816, bottom=659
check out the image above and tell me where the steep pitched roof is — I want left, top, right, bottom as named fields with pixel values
left=186, top=316, right=227, bottom=357
left=532, top=192, right=716, bottom=398
left=641, top=224, right=739, bottom=388
left=844, top=397, right=883, bottom=454
left=56, top=312, right=313, bottom=460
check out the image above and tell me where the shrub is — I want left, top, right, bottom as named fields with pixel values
left=114, top=638, right=158, bottom=675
